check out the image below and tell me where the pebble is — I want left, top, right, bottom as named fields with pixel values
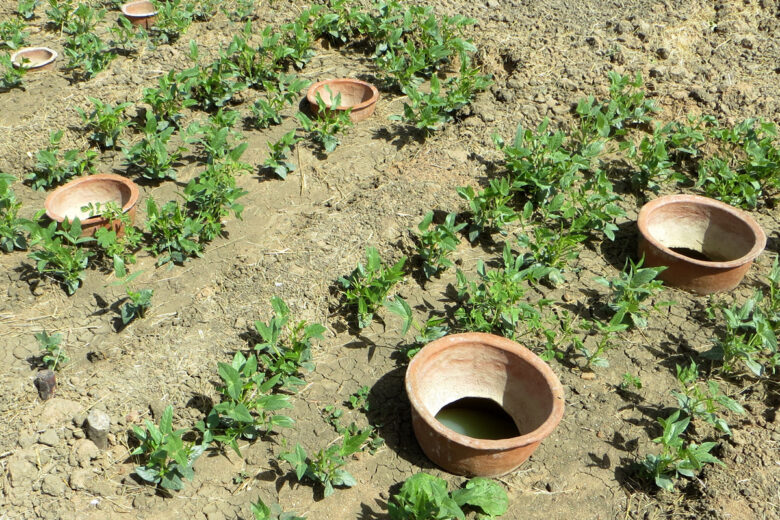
left=38, top=429, right=59, bottom=447
left=41, top=474, right=67, bottom=496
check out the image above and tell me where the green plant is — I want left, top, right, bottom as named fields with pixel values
left=184, top=151, right=249, bottom=242
left=416, top=211, right=464, bottom=279
left=45, top=0, right=74, bottom=32
left=703, top=290, right=778, bottom=376
left=281, top=16, right=315, bottom=69
left=263, top=130, right=299, bottom=180
left=1, top=52, right=26, bottom=91
left=82, top=201, right=142, bottom=270
left=620, top=373, right=642, bottom=390
left=0, top=17, right=28, bottom=49
left=108, top=15, right=148, bottom=55
left=348, top=385, right=370, bottom=412
left=622, top=127, right=680, bottom=196
left=142, top=70, right=196, bottom=126
left=145, top=198, right=204, bottom=265
left=322, top=404, right=384, bottom=455
left=253, top=296, right=325, bottom=391
left=251, top=498, right=305, bottom=520
left=516, top=225, right=586, bottom=285
left=388, top=472, right=508, bottom=520
left=672, top=360, right=744, bottom=435
left=28, top=130, right=97, bottom=190
left=338, top=247, right=406, bottom=329
left=0, top=173, right=29, bottom=252
left=392, top=58, right=490, bottom=134
left=35, top=330, right=68, bottom=370
left=577, top=316, right=628, bottom=368
left=64, top=2, right=102, bottom=35
left=384, top=296, right=449, bottom=359
left=17, top=0, right=38, bottom=20
left=184, top=109, right=243, bottom=163
left=150, top=0, right=192, bottom=44
left=123, top=112, right=184, bottom=180
left=595, top=257, right=671, bottom=329
left=223, top=24, right=270, bottom=87
left=224, top=0, right=256, bottom=22
left=178, top=42, right=245, bottom=112
left=695, top=119, right=780, bottom=209
left=64, top=30, right=115, bottom=79
left=281, top=429, right=371, bottom=497
left=456, top=177, right=518, bottom=242
left=131, top=405, right=207, bottom=490
left=637, top=410, right=723, bottom=491
left=575, top=71, right=659, bottom=142
left=251, top=74, right=309, bottom=128
left=296, top=91, right=353, bottom=154
left=197, top=351, right=294, bottom=456
left=28, top=218, right=93, bottom=294
left=77, top=97, right=133, bottom=149
left=455, top=243, right=545, bottom=338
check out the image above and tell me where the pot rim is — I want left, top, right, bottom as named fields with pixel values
left=405, top=332, right=565, bottom=451
left=638, top=194, right=766, bottom=269
left=120, top=0, right=158, bottom=17
left=306, top=78, right=380, bottom=112
left=44, top=173, right=140, bottom=226
left=10, top=47, right=58, bottom=69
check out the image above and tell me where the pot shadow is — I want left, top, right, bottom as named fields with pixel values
left=766, top=229, right=780, bottom=255
left=364, top=365, right=438, bottom=472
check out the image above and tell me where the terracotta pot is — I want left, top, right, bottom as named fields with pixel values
left=120, top=0, right=158, bottom=28
left=306, top=78, right=379, bottom=123
left=405, top=332, right=565, bottom=477
left=637, top=194, right=766, bottom=294
left=11, top=47, right=57, bottom=71
left=44, top=174, right=140, bottom=237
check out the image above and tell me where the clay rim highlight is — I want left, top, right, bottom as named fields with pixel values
left=638, top=194, right=766, bottom=269
left=120, top=0, right=158, bottom=18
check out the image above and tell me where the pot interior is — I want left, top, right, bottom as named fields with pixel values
left=412, top=341, right=555, bottom=438
left=50, top=179, right=133, bottom=221
left=17, top=49, right=53, bottom=67
left=125, top=0, right=155, bottom=15
left=645, top=201, right=756, bottom=262
left=313, top=82, right=373, bottom=108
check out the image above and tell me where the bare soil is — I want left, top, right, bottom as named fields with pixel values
left=1, top=1, right=779, bottom=519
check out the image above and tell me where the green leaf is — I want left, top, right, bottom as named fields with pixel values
left=451, top=477, right=508, bottom=516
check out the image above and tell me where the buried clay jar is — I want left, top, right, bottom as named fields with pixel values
left=44, top=174, right=140, bottom=237
left=637, top=194, right=766, bottom=294
left=405, top=332, right=565, bottom=477
left=306, top=78, right=380, bottom=123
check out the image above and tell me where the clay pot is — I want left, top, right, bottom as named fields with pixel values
left=405, top=332, right=565, bottom=477
left=10, top=47, right=57, bottom=71
left=44, top=174, right=140, bottom=237
left=120, top=0, right=158, bottom=28
left=637, top=194, right=766, bottom=294
left=306, top=78, right=379, bottom=123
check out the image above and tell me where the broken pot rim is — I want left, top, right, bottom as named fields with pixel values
left=406, top=332, right=565, bottom=451
left=638, top=194, right=766, bottom=269
left=10, top=47, right=58, bottom=69
left=120, top=0, right=158, bottom=17
left=44, top=173, right=140, bottom=225
left=306, top=78, right=380, bottom=111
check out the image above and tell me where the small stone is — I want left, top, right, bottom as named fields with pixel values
left=7, top=453, right=37, bottom=485
left=69, top=469, right=93, bottom=491
left=41, top=474, right=67, bottom=496
left=689, top=86, right=714, bottom=104
left=740, top=37, right=754, bottom=49
left=86, top=409, right=111, bottom=450
left=656, top=47, right=670, bottom=59
left=38, top=429, right=59, bottom=447
left=731, top=431, right=746, bottom=446
left=73, top=439, right=100, bottom=467
left=581, top=372, right=596, bottom=380
left=148, top=400, right=166, bottom=421
left=34, top=370, right=57, bottom=400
